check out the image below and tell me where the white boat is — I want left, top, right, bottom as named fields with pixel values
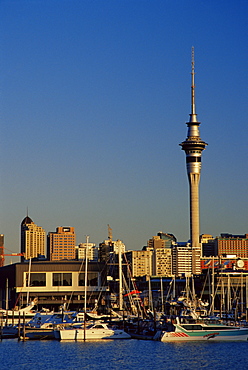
left=0, top=298, right=37, bottom=326
left=21, top=310, right=85, bottom=340
left=160, top=317, right=248, bottom=341
left=54, top=322, right=131, bottom=341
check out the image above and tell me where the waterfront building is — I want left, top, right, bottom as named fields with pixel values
left=0, top=260, right=107, bottom=311
left=180, top=48, right=207, bottom=273
left=21, top=215, right=45, bottom=261
left=76, top=242, right=98, bottom=261
left=47, top=227, right=76, bottom=261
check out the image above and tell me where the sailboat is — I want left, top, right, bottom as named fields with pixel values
left=0, top=298, right=37, bottom=325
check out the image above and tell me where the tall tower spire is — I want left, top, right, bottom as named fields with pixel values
left=180, top=47, right=207, bottom=271
left=190, top=46, right=197, bottom=122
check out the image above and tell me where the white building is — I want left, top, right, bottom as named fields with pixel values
left=76, top=242, right=98, bottom=262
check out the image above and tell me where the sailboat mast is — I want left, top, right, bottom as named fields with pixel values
left=84, top=236, right=89, bottom=313
left=6, top=278, right=8, bottom=310
left=118, top=240, right=123, bottom=311
left=27, top=258, right=32, bottom=305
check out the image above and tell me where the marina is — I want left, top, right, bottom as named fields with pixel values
left=1, top=5, right=247, bottom=370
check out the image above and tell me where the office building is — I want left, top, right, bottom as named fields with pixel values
left=21, top=215, right=45, bottom=260
left=76, top=242, right=98, bottom=261
left=200, top=234, right=216, bottom=257
left=215, top=233, right=248, bottom=259
left=47, top=227, right=76, bottom=261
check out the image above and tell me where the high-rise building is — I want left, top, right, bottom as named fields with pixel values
left=147, top=235, right=165, bottom=250
left=76, top=242, right=98, bottom=261
left=21, top=216, right=46, bottom=260
left=146, top=233, right=176, bottom=276
left=200, top=234, right=217, bottom=257
left=125, top=250, right=152, bottom=277
left=180, top=47, right=207, bottom=272
left=157, top=232, right=177, bottom=246
left=47, top=227, right=76, bottom=261
left=172, top=244, right=193, bottom=276
left=99, top=239, right=125, bottom=263
left=152, top=247, right=172, bottom=276
left=215, top=233, right=248, bottom=259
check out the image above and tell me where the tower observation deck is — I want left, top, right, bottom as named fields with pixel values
left=180, top=47, right=207, bottom=251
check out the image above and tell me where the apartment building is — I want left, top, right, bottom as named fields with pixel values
left=125, top=250, right=152, bottom=277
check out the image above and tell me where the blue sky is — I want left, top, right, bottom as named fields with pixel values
left=1, top=0, right=248, bottom=261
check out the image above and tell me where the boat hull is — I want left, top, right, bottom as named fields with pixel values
left=22, top=328, right=55, bottom=340
left=161, top=326, right=248, bottom=342
left=55, top=328, right=131, bottom=341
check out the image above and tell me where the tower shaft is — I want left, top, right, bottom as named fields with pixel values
left=180, top=47, right=207, bottom=250
left=188, top=173, right=200, bottom=248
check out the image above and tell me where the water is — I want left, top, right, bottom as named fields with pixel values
left=0, top=339, right=247, bottom=370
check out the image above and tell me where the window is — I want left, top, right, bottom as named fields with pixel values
left=78, top=272, right=98, bottom=286
left=53, top=273, right=72, bottom=286
left=186, top=156, right=201, bottom=163
left=26, top=273, right=46, bottom=287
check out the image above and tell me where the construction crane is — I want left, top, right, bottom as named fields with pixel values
left=108, top=224, right=112, bottom=243
left=0, top=252, right=24, bottom=267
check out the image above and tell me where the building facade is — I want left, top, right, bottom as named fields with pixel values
left=147, top=233, right=176, bottom=276
left=125, top=250, right=152, bottom=277
left=99, top=239, right=125, bottom=263
left=152, top=247, right=172, bottom=276
left=76, top=242, right=98, bottom=261
left=0, top=261, right=107, bottom=311
left=215, top=233, right=248, bottom=259
left=21, top=216, right=45, bottom=261
left=201, top=234, right=216, bottom=257
left=47, top=227, right=76, bottom=261
left=172, top=244, right=193, bottom=276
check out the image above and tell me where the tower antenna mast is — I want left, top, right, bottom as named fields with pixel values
left=190, top=46, right=197, bottom=121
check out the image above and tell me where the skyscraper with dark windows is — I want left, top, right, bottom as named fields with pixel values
left=21, top=215, right=46, bottom=261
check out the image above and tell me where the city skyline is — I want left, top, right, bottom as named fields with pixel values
left=1, top=1, right=247, bottom=262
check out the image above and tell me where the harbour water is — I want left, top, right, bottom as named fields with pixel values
left=0, top=339, right=247, bottom=370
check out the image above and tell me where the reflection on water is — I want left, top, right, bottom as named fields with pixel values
left=0, top=339, right=247, bottom=370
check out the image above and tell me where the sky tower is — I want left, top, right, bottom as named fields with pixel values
left=180, top=47, right=207, bottom=250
